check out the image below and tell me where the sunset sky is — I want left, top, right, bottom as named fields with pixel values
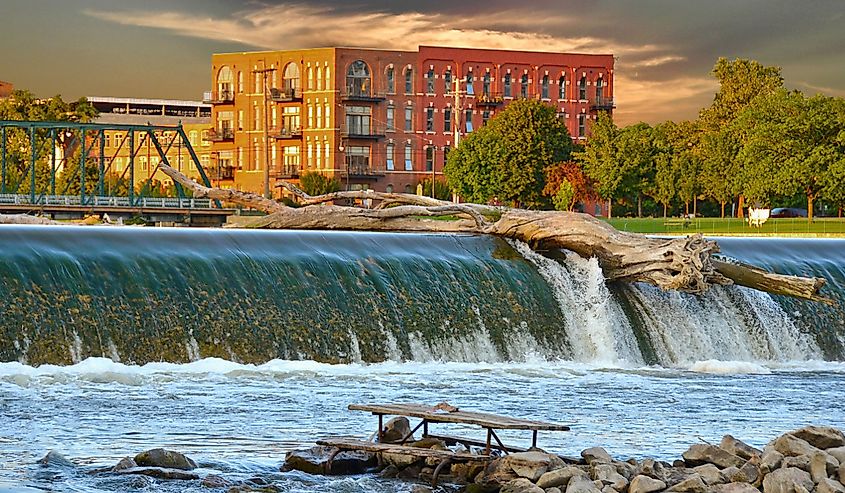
left=2, top=0, right=843, bottom=125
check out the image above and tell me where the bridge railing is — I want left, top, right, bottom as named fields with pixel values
left=0, top=194, right=213, bottom=209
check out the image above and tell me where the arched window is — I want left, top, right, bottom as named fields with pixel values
left=316, top=67, right=322, bottom=90
left=579, top=76, right=587, bottom=100
left=404, top=68, right=413, bottom=94
left=541, top=75, right=549, bottom=99
left=504, top=73, right=512, bottom=97
left=283, top=63, right=300, bottom=96
left=386, top=67, right=395, bottom=94
left=216, top=66, right=233, bottom=100
left=426, top=69, right=435, bottom=94
left=346, top=60, right=371, bottom=97
left=386, top=184, right=394, bottom=193
left=558, top=75, right=565, bottom=100
left=520, top=74, right=529, bottom=98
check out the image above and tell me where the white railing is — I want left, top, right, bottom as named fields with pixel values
left=0, top=194, right=213, bottom=209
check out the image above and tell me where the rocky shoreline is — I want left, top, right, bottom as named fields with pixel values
left=38, top=425, right=845, bottom=493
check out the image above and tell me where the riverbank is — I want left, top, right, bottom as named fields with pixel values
left=604, top=217, right=845, bottom=237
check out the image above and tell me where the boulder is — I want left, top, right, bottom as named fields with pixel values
left=826, top=447, right=845, bottom=464
left=818, top=479, right=845, bottom=493
left=811, top=451, right=841, bottom=483
left=201, top=474, right=234, bottom=488
left=791, top=427, right=845, bottom=450
left=501, top=478, right=545, bottom=493
left=476, top=458, right=519, bottom=490
left=772, top=434, right=823, bottom=458
left=682, top=444, right=744, bottom=469
left=667, top=474, right=707, bottom=493
left=381, top=416, right=412, bottom=444
left=602, top=487, right=619, bottom=493
left=411, top=485, right=434, bottom=493
left=281, top=446, right=376, bottom=475
left=721, top=435, right=763, bottom=460
left=721, top=467, right=740, bottom=480
left=133, top=448, right=197, bottom=470
left=729, top=459, right=760, bottom=485
left=382, top=451, right=423, bottom=469
left=112, top=457, right=138, bottom=472
left=38, top=451, right=76, bottom=468
left=537, top=466, right=590, bottom=489
left=635, top=459, right=664, bottom=480
left=628, top=475, right=666, bottom=493
left=592, top=464, right=629, bottom=491
left=762, top=467, right=814, bottom=493
left=504, top=452, right=566, bottom=483
left=566, top=476, right=604, bottom=493
left=546, top=488, right=563, bottom=493
left=692, top=464, right=723, bottom=485
left=615, top=461, right=637, bottom=480
left=712, top=483, right=761, bottom=493
left=782, top=455, right=811, bottom=472
left=840, top=463, right=845, bottom=484
left=583, top=448, right=613, bottom=464
left=760, top=450, right=785, bottom=474
left=115, top=466, right=200, bottom=480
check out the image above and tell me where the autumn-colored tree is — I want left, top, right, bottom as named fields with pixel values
left=543, top=161, right=595, bottom=212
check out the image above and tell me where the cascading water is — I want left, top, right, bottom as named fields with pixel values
left=0, top=226, right=843, bottom=366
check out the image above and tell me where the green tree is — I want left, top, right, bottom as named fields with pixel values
left=616, top=122, right=655, bottom=217
left=551, top=180, right=576, bottom=211
left=576, top=113, right=622, bottom=217
left=419, top=178, right=452, bottom=201
left=650, top=123, right=678, bottom=218
left=299, top=171, right=341, bottom=196
left=700, top=129, right=740, bottom=217
left=444, top=99, right=573, bottom=208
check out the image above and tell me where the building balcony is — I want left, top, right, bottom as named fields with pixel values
left=270, top=87, right=302, bottom=102
left=212, top=165, right=235, bottom=180
left=207, top=128, right=234, bottom=142
left=272, top=126, right=303, bottom=139
left=341, top=123, right=385, bottom=140
left=476, top=93, right=504, bottom=107
left=275, top=165, right=302, bottom=179
left=203, top=90, right=234, bottom=104
left=590, top=97, right=615, bottom=111
left=344, top=161, right=385, bottom=178
left=341, top=87, right=387, bottom=102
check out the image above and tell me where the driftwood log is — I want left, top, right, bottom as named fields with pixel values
left=130, top=163, right=833, bottom=304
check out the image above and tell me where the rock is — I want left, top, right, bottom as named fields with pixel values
left=615, top=461, right=637, bottom=480
left=382, top=451, right=423, bottom=469
left=672, top=460, right=686, bottom=468
left=635, top=459, right=664, bottom=480
left=692, top=464, right=723, bottom=485
left=666, top=474, right=707, bottom=493
left=546, top=488, right=563, bottom=493
left=411, top=437, right=448, bottom=449
left=840, top=463, right=845, bottom=484
left=682, top=444, right=745, bottom=469
left=628, top=475, right=666, bottom=493
left=729, top=459, right=760, bottom=485
left=782, top=455, right=811, bottom=471
left=761, top=450, right=785, bottom=474
left=451, top=461, right=487, bottom=483
left=411, top=485, right=434, bottom=493
left=583, top=448, right=613, bottom=464
left=818, top=479, right=845, bottom=493
left=812, top=451, right=841, bottom=483
left=133, top=448, right=197, bottom=470
left=506, top=452, right=565, bottom=483
left=721, top=435, right=763, bottom=460
left=38, top=451, right=76, bottom=468
left=566, top=476, right=604, bottom=493
left=791, top=427, right=845, bottom=450
left=115, top=466, right=200, bottom=480
left=476, top=458, right=519, bottom=489
left=827, top=447, right=845, bottom=465
left=381, top=416, right=412, bottom=444
left=501, top=478, right=545, bottom=493
left=762, top=467, right=814, bottom=493
left=112, top=457, right=138, bottom=472
left=538, top=466, right=590, bottom=489
left=712, top=483, right=761, bottom=493
left=281, top=446, right=376, bottom=475
left=592, top=464, right=628, bottom=491
left=201, top=474, right=234, bottom=488
left=601, top=487, right=619, bottom=493
left=397, top=464, right=423, bottom=480
left=772, top=434, right=823, bottom=458
left=379, top=464, right=399, bottom=478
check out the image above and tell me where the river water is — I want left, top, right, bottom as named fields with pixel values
left=0, top=227, right=844, bottom=492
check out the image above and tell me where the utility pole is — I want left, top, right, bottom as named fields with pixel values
left=430, top=141, right=436, bottom=198
left=253, top=64, right=276, bottom=199
left=453, top=77, right=463, bottom=148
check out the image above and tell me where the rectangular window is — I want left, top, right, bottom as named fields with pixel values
left=541, top=75, right=549, bottom=99
left=253, top=105, right=261, bottom=130
left=324, top=104, right=330, bottom=128
left=404, top=106, right=413, bottom=131
left=238, top=110, right=244, bottom=131
left=114, top=133, right=122, bottom=147
left=347, top=146, right=370, bottom=174
left=504, top=74, right=511, bottom=98
left=405, top=69, right=413, bottom=94
left=426, top=108, right=434, bottom=132
left=387, top=106, right=395, bottom=130
left=307, top=143, right=313, bottom=168
left=308, top=105, right=313, bottom=128
left=426, top=70, right=435, bottom=94
left=345, top=105, right=372, bottom=135
left=465, top=109, right=473, bottom=133
left=254, top=141, right=261, bottom=171
left=466, top=73, right=474, bottom=95
left=578, top=114, right=586, bottom=137
left=386, top=68, right=395, bottom=94
left=283, top=106, right=300, bottom=133
left=559, top=76, right=566, bottom=99
left=386, top=143, right=395, bottom=170
left=324, top=142, right=330, bottom=168
left=444, top=108, right=452, bottom=132
left=315, top=142, right=322, bottom=168
left=596, top=78, right=604, bottom=100
left=521, top=74, right=529, bottom=98
left=104, top=134, right=111, bottom=148
left=483, top=73, right=491, bottom=96
left=482, top=110, right=490, bottom=126
left=283, top=146, right=300, bottom=175
left=271, top=106, right=277, bottom=128
left=444, top=71, right=452, bottom=93
left=425, top=147, right=433, bottom=172
left=316, top=105, right=322, bottom=128
left=404, top=144, right=413, bottom=170
left=579, top=77, right=587, bottom=100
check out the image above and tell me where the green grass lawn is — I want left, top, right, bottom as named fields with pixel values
left=604, top=217, right=845, bottom=236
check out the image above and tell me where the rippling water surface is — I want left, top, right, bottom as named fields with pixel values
left=2, top=358, right=844, bottom=492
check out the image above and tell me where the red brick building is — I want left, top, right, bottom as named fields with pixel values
left=207, top=46, right=614, bottom=197
left=0, top=80, right=13, bottom=99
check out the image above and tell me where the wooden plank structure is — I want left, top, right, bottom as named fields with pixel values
left=348, top=402, right=570, bottom=454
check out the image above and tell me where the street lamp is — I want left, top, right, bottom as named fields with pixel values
left=338, top=143, right=348, bottom=193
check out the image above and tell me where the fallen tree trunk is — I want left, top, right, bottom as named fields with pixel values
left=157, top=163, right=831, bottom=304
left=0, top=213, right=61, bottom=225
